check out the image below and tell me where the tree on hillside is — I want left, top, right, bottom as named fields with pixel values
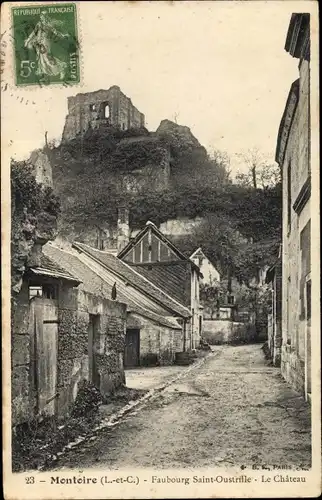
left=209, top=149, right=232, bottom=180
left=235, top=147, right=281, bottom=189
left=11, top=160, right=60, bottom=299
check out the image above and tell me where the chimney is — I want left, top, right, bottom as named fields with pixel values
left=117, top=207, right=130, bottom=253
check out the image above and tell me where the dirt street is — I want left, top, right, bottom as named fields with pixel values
left=54, top=344, right=311, bottom=471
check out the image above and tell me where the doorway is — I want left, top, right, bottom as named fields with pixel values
left=124, top=329, right=140, bottom=368
left=30, top=297, right=58, bottom=416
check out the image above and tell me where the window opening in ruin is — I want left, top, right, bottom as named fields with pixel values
left=89, top=104, right=97, bottom=112
left=99, top=102, right=110, bottom=120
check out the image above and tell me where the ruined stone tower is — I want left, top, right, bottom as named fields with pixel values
left=62, top=85, right=145, bottom=142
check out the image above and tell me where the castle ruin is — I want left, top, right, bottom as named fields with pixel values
left=62, top=85, right=145, bottom=142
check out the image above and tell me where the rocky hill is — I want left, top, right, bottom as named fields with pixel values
left=24, top=89, right=281, bottom=283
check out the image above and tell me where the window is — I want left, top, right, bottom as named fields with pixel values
left=29, top=284, right=58, bottom=300
left=29, top=285, right=42, bottom=299
left=300, top=221, right=311, bottom=319
left=228, top=295, right=235, bottom=305
left=100, top=102, right=110, bottom=119
left=43, top=284, right=58, bottom=299
left=287, top=161, right=292, bottom=230
left=104, top=105, right=110, bottom=119
left=89, top=104, right=97, bottom=112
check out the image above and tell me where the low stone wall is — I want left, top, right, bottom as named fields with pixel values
left=203, top=319, right=247, bottom=345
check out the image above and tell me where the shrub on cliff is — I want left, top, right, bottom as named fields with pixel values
left=11, top=160, right=60, bottom=297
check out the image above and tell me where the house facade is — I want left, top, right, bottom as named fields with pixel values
left=12, top=251, right=127, bottom=427
left=53, top=240, right=191, bottom=367
left=118, top=221, right=203, bottom=349
left=276, top=14, right=311, bottom=398
left=190, top=247, right=220, bottom=285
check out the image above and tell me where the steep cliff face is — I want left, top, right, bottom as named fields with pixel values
left=156, top=119, right=205, bottom=154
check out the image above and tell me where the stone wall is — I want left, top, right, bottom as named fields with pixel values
left=11, top=281, right=33, bottom=426
left=11, top=280, right=127, bottom=426
left=56, top=288, right=127, bottom=416
left=127, top=313, right=184, bottom=365
left=203, top=319, right=246, bottom=345
left=281, top=344, right=305, bottom=394
left=62, top=86, right=145, bottom=142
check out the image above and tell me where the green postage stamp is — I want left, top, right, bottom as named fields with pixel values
left=11, top=3, right=79, bottom=86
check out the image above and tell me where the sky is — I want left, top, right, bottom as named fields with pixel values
left=1, top=1, right=303, bottom=173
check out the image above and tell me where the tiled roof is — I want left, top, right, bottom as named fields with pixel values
left=72, top=242, right=191, bottom=319
left=29, top=253, right=81, bottom=284
left=129, top=262, right=191, bottom=306
left=43, top=244, right=183, bottom=329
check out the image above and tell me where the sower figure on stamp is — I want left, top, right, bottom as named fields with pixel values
left=24, top=11, right=69, bottom=80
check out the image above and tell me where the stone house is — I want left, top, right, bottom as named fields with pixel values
left=48, top=242, right=190, bottom=368
left=117, top=220, right=203, bottom=349
left=275, top=13, right=311, bottom=398
left=12, top=249, right=127, bottom=427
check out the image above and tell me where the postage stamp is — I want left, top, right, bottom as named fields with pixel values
left=11, top=3, right=79, bottom=86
